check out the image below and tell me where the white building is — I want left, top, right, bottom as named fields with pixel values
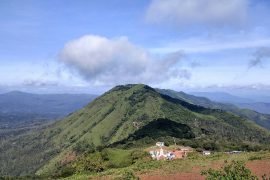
left=156, top=142, right=164, bottom=147
left=203, top=151, right=211, bottom=155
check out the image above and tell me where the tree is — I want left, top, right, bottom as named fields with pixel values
left=201, top=161, right=258, bottom=180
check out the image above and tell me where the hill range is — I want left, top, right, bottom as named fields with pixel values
left=191, top=91, right=270, bottom=114
left=0, top=84, right=270, bottom=177
left=0, top=91, right=97, bottom=129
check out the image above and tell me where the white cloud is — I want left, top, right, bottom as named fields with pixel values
left=59, top=35, right=188, bottom=85
left=146, top=0, right=248, bottom=27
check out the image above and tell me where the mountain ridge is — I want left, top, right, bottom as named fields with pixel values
left=157, top=88, right=270, bottom=130
left=0, top=91, right=98, bottom=118
left=190, top=91, right=270, bottom=114
left=1, top=84, right=270, bottom=176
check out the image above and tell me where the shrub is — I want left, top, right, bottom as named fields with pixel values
left=51, top=165, right=75, bottom=178
left=113, top=170, right=139, bottom=180
left=131, top=150, right=149, bottom=163
left=248, top=155, right=262, bottom=161
left=73, top=141, right=95, bottom=153
left=262, top=174, right=270, bottom=180
left=201, top=161, right=258, bottom=180
left=74, top=152, right=107, bottom=173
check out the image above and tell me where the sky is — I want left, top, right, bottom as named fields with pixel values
left=0, top=0, right=270, bottom=95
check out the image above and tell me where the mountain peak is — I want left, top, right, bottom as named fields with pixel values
left=108, top=84, right=156, bottom=94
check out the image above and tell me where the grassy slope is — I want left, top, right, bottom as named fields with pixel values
left=1, top=84, right=270, bottom=176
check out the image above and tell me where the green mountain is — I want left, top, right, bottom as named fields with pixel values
left=1, top=84, right=270, bottom=176
left=157, top=89, right=270, bottom=130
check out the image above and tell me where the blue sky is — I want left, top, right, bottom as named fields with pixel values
left=0, top=0, right=270, bottom=95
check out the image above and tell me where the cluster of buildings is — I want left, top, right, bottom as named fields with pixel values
left=148, top=142, right=245, bottom=160
left=148, top=142, right=193, bottom=160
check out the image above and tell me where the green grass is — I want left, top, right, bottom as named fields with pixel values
left=57, top=151, right=270, bottom=180
left=104, top=149, right=133, bottom=168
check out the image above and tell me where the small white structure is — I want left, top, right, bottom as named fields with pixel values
left=203, top=151, right=211, bottom=155
left=232, top=151, right=242, bottom=154
left=156, top=142, right=164, bottom=147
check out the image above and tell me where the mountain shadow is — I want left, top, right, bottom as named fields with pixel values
left=132, top=118, right=195, bottom=139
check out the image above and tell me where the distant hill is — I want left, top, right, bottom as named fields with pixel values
left=157, top=89, right=270, bottom=130
left=1, top=84, right=269, bottom=176
left=0, top=91, right=98, bottom=117
left=190, top=91, right=270, bottom=114
left=0, top=91, right=98, bottom=128
left=245, top=95, right=270, bottom=102
left=237, top=102, right=270, bottom=115
left=191, top=92, right=254, bottom=104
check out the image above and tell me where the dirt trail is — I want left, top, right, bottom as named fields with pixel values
left=247, top=160, right=270, bottom=178
left=140, top=160, right=270, bottom=180
left=140, top=173, right=204, bottom=180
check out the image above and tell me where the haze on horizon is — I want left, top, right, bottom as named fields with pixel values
left=0, top=0, right=270, bottom=96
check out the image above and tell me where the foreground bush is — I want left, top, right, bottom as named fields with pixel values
left=113, top=170, right=139, bottom=180
left=201, top=161, right=258, bottom=180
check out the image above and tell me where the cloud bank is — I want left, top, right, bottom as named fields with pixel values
left=249, top=47, right=270, bottom=68
left=59, top=35, right=188, bottom=85
left=146, top=0, right=248, bottom=27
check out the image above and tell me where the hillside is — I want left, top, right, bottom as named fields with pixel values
left=157, top=89, right=270, bottom=130
left=1, top=84, right=270, bottom=177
